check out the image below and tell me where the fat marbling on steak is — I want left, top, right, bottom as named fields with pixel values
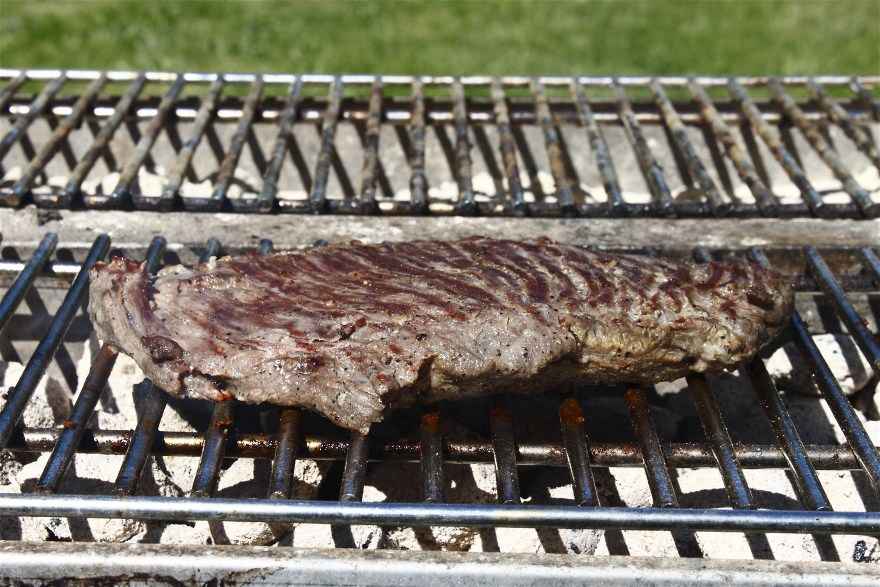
left=89, top=237, right=793, bottom=432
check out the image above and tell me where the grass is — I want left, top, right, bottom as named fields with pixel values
left=1, top=0, right=879, bottom=76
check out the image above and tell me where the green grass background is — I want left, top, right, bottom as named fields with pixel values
left=1, top=0, right=879, bottom=75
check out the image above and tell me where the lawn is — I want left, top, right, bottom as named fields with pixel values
left=1, top=0, right=878, bottom=76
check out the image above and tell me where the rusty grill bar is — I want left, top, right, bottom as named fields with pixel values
left=1, top=70, right=878, bottom=218
left=0, top=233, right=878, bottom=543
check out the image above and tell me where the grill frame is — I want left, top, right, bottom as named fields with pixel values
left=1, top=69, right=878, bottom=219
left=1, top=232, right=878, bottom=542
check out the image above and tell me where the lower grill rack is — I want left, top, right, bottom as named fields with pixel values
left=1, top=233, right=879, bottom=582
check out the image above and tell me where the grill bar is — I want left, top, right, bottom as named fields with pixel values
left=252, top=77, right=303, bottom=213
left=805, top=247, right=880, bottom=371
left=452, top=79, right=477, bottom=215
left=0, top=232, right=57, bottom=333
left=747, top=360, right=832, bottom=511
left=572, top=80, right=625, bottom=215
left=851, top=77, right=880, bottom=121
left=614, top=82, right=674, bottom=215
left=406, top=79, right=429, bottom=214
left=62, top=74, right=147, bottom=205
left=489, top=400, right=521, bottom=504
left=688, top=374, right=755, bottom=509
left=356, top=79, right=383, bottom=213
left=559, top=398, right=599, bottom=507
left=0, top=72, right=27, bottom=113
left=339, top=431, right=370, bottom=502
left=208, top=75, right=264, bottom=209
left=768, top=79, right=876, bottom=217
left=3, top=493, right=878, bottom=534
left=807, top=80, right=880, bottom=171
left=0, top=233, right=110, bottom=449
left=269, top=407, right=302, bottom=499
left=191, top=400, right=234, bottom=497
left=420, top=410, right=446, bottom=503
left=490, top=79, right=526, bottom=214
left=6, top=429, right=873, bottom=469
left=532, top=79, right=577, bottom=216
left=309, top=77, right=343, bottom=213
left=102, top=75, right=185, bottom=209
left=625, top=387, right=678, bottom=508
left=651, top=80, right=728, bottom=215
left=159, top=76, right=225, bottom=205
left=861, top=247, right=880, bottom=283
left=0, top=75, right=67, bottom=162
left=9, top=75, right=107, bottom=206
left=727, top=79, right=826, bottom=216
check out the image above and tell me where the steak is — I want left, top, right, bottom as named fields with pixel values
left=89, top=237, right=793, bottom=432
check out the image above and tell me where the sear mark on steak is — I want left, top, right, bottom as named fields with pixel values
left=89, top=237, right=794, bottom=433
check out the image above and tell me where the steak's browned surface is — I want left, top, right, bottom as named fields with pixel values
left=89, top=237, right=793, bottom=432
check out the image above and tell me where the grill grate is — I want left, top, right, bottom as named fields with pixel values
left=1, top=70, right=878, bottom=218
left=0, top=233, right=878, bottom=551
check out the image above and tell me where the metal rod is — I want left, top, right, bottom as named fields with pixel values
left=746, top=359, right=832, bottom=511
left=63, top=74, right=147, bottom=202
left=768, top=79, right=876, bottom=217
left=0, top=232, right=58, bottom=334
left=6, top=428, right=872, bottom=470
left=532, top=79, right=577, bottom=216
left=861, top=247, right=880, bottom=284
left=751, top=247, right=880, bottom=495
left=355, top=78, right=383, bottom=213
left=0, top=75, right=67, bottom=161
left=108, top=74, right=185, bottom=209
left=559, top=398, right=599, bottom=507
left=2, top=493, right=877, bottom=533
left=614, top=81, right=674, bottom=215
left=420, top=410, right=445, bottom=503
left=687, top=374, right=755, bottom=509
left=0, top=72, right=27, bottom=113
left=688, top=80, right=779, bottom=214
left=727, top=79, right=826, bottom=216
left=571, top=79, right=625, bottom=215
left=451, top=78, right=477, bottom=215
left=650, top=79, right=729, bottom=215
left=807, top=79, right=880, bottom=171
left=805, top=247, right=880, bottom=371
left=191, top=400, right=234, bottom=497
left=207, top=76, right=264, bottom=208
left=490, top=79, right=526, bottom=214
left=0, top=234, right=110, bottom=449
left=12, top=75, right=107, bottom=205
left=339, top=431, right=370, bottom=502
left=625, top=387, right=679, bottom=508
left=851, top=77, right=880, bottom=121
left=252, top=77, right=302, bottom=213
left=309, top=77, right=344, bottom=213
left=160, top=77, right=224, bottom=204
left=35, top=344, right=118, bottom=493
left=407, top=78, right=429, bottom=214
left=269, top=408, right=302, bottom=500
left=489, top=400, right=521, bottom=504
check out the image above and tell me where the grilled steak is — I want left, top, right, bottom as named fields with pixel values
left=89, top=237, right=793, bottom=432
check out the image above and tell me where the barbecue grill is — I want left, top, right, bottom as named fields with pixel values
left=0, top=69, right=879, bottom=585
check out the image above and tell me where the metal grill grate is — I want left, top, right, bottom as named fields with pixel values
left=0, top=233, right=878, bottom=554
left=0, top=70, right=878, bottom=219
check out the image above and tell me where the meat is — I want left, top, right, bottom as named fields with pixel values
left=89, top=237, right=793, bottom=433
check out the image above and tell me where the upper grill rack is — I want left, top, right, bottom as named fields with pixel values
left=0, top=233, right=879, bottom=545
left=0, top=70, right=878, bottom=218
